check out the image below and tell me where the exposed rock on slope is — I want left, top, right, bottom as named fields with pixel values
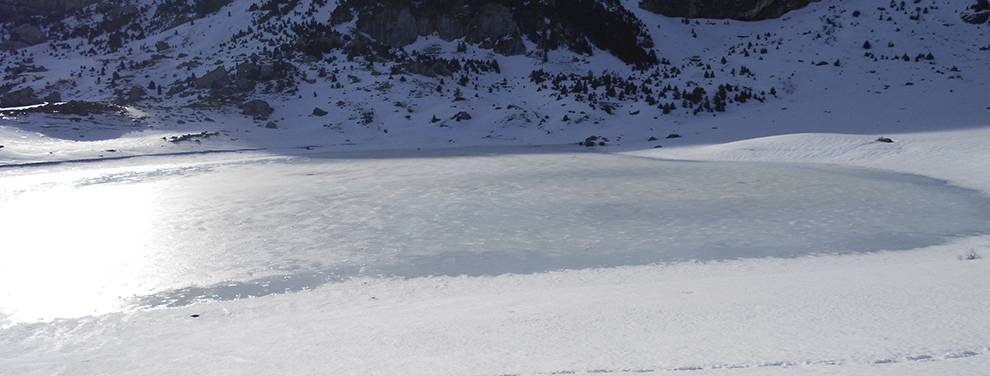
left=11, top=24, right=47, bottom=44
left=353, top=0, right=525, bottom=55
left=356, top=2, right=419, bottom=47
left=961, top=0, right=990, bottom=24
left=1, top=87, right=41, bottom=107
left=336, top=0, right=656, bottom=64
left=465, top=3, right=525, bottom=56
left=639, top=0, right=820, bottom=20
left=0, top=0, right=96, bottom=24
left=195, top=66, right=231, bottom=90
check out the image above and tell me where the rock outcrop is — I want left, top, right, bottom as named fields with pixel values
left=349, top=0, right=527, bottom=56
left=465, top=3, right=525, bottom=56
left=0, top=0, right=96, bottom=24
left=435, top=12, right=468, bottom=41
left=356, top=2, right=419, bottom=48
left=5, top=24, right=47, bottom=50
left=234, top=62, right=276, bottom=91
left=195, top=66, right=231, bottom=89
left=639, top=0, right=820, bottom=20
left=1, top=87, right=41, bottom=107
left=961, top=0, right=990, bottom=24
left=333, top=0, right=657, bottom=64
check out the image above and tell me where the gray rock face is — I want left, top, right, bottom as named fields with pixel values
left=1, top=87, right=41, bottom=107
left=436, top=12, right=468, bottom=41
left=639, top=0, right=820, bottom=20
left=9, top=24, right=47, bottom=48
left=241, top=99, right=274, bottom=118
left=352, top=1, right=525, bottom=56
left=357, top=4, right=419, bottom=48
left=467, top=3, right=525, bottom=55
left=195, top=66, right=230, bottom=89
left=466, top=3, right=517, bottom=44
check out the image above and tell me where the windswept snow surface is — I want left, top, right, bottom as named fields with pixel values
left=2, top=0, right=990, bottom=374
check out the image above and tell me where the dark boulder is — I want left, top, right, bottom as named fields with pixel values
left=313, top=107, right=328, bottom=116
left=961, top=11, right=989, bottom=24
left=241, top=99, right=274, bottom=118
left=582, top=135, right=599, bottom=147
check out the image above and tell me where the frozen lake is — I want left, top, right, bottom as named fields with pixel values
left=2, top=146, right=989, bottom=323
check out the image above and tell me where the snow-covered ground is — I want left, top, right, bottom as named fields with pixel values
left=2, top=0, right=990, bottom=374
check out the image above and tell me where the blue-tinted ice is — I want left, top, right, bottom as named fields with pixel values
left=2, top=146, right=989, bottom=318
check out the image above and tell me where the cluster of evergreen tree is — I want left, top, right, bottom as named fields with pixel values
left=530, top=68, right=767, bottom=117
left=41, top=3, right=149, bottom=54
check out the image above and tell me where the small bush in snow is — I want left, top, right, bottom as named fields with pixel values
left=959, top=249, right=983, bottom=260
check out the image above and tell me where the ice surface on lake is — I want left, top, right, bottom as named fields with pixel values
left=2, top=146, right=989, bottom=322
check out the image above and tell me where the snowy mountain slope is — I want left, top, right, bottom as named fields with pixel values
left=0, top=0, right=986, bottom=164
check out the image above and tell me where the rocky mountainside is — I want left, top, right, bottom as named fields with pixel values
left=336, top=0, right=657, bottom=65
left=638, top=0, right=820, bottom=20
left=0, top=0, right=987, bottom=159
left=0, top=0, right=827, bottom=64
left=0, top=0, right=98, bottom=24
